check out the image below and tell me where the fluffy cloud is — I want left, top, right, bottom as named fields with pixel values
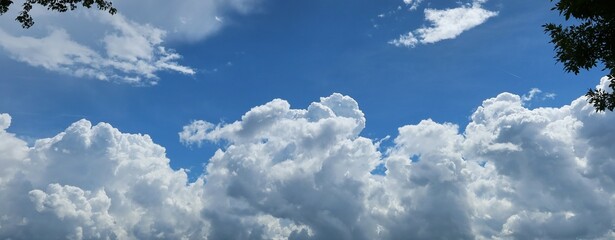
left=0, top=0, right=263, bottom=84
left=390, top=0, right=497, bottom=47
left=3, top=78, right=615, bottom=238
left=0, top=117, right=206, bottom=239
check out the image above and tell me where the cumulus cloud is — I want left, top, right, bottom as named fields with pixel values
left=3, top=77, right=615, bottom=238
left=390, top=0, right=497, bottom=47
left=0, top=0, right=263, bottom=84
left=0, top=117, right=206, bottom=239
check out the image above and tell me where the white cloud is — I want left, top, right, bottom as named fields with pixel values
left=403, top=0, right=424, bottom=10
left=0, top=28, right=105, bottom=79
left=3, top=77, right=615, bottom=238
left=544, top=92, right=557, bottom=100
left=0, top=113, right=29, bottom=187
left=0, top=14, right=195, bottom=84
left=388, top=32, right=419, bottom=48
left=0, top=113, right=11, bottom=130
left=0, top=117, right=207, bottom=239
left=417, top=5, right=497, bottom=44
left=521, top=88, right=542, bottom=102
left=179, top=120, right=216, bottom=146
left=391, top=0, right=497, bottom=47
left=0, top=0, right=264, bottom=84
left=520, top=88, right=557, bottom=105
left=114, top=0, right=263, bottom=42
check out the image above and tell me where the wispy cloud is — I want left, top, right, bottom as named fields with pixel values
left=403, top=0, right=424, bottom=10
left=0, top=14, right=194, bottom=84
left=0, top=0, right=265, bottom=84
left=390, top=0, right=497, bottom=47
left=521, top=88, right=557, bottom=103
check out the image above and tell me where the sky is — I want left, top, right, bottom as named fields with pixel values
left=0, top=0, right=614, bottom=239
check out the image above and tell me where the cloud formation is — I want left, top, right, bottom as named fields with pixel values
left=0, top=14, right=194, bottom=84
left=403, top=0, right=424, bottom=10
left=3, top=77, right=615, bottom=238
left=390, top=0, right=497, bottom=47
left=0, top=115, right=206, bottom=239
left=0, top=0, right=263, bottom=84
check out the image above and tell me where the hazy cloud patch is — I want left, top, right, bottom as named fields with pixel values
left=0, top=0, right=264, bottom=84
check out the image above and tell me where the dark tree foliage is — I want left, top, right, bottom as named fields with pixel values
left=0, top=0, right=116, bottom=28
left=544, top=0, right=615, bottom=111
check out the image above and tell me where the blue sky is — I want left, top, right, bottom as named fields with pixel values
left=1, top=0, right=614, bottom=239
left=0, top=0, right=604, bottom=177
